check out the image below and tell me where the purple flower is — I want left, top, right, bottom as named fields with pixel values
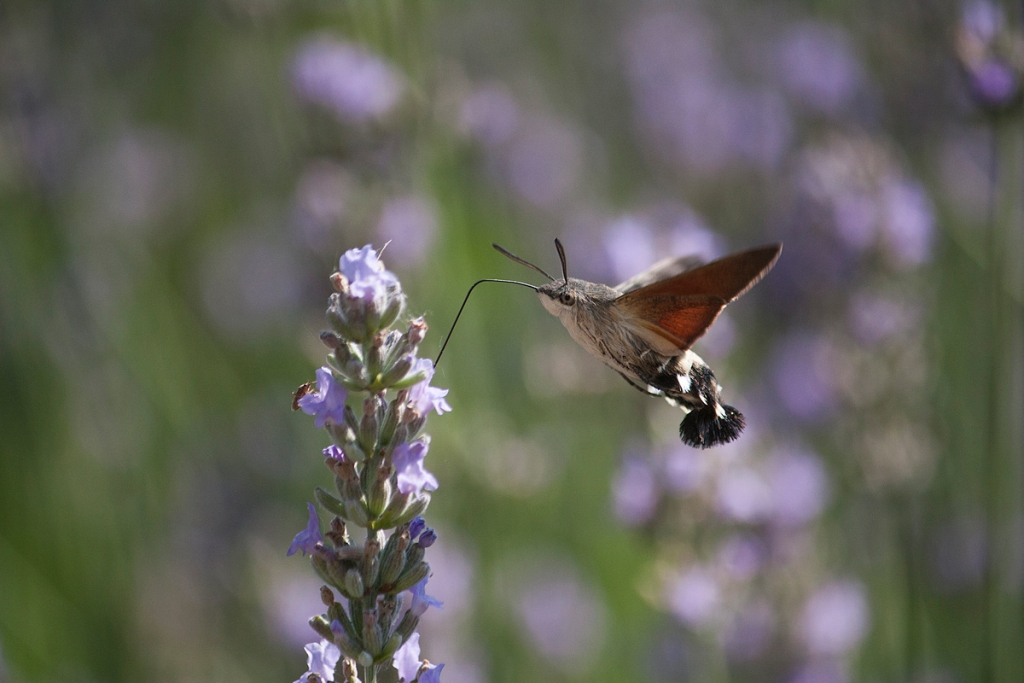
left=798, top=580, right=870, bottom=655
left=392, top=441, right=439, bottom=496
left=969, top=60, right=1019, bottom=105
left=339, top=244, right=400, bottom=301
left=881, top=178, right=934, bottom=268
left=418, top=528, right=437, bottom=548
left=407, top=576, right=443, bottom=618
left=419, top=663, right=444, bottom=683
left=298, top=367, right=348, bottom=429
left=375, top=196, right=438, bottom=268
left=776, top=22, right=863, bottom=114
left=287, top=502, right=323, bottom=557
left=667, top=567, right=720, bottom=627
left=612, top=455, right=658, bottom=526
left=962, top=1, right=1004, bottom=41
left=292, top=36, right=404, bottom=123
left=322, top=444, right=346, bottom=462
left=294, top=639, right=340, bottom=683
left=767, top=448, right=830, bottom=527
left=408, top=516, right=426, bottom=539
left=407, top=359, right=452, bottom=416
left=393, top=632, right=421, bottom=682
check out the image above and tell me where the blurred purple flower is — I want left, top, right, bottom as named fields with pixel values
left=407, top=359, right=452, bottom=416
left=376, top=196, right=438, bottom=268
left=968, top=60, right=1019, bottom=106
left=298, top=367, right=348, bottom=429
left=612, top=455, right=659, bottom=526
left=847, top=292, right=919, bottom=345
left=666, top=211, right=725, bottom=262
left=604, top=216, right=656, bottom=284
left=962, top=1, right=1005, bottom=41
left=724, top=601, right=774, bottom=661
left=393, top=631, right=422, bottom=682
left=668, top=567, right=720, bottom=627
left=776, top=23, right=863, bottom=114
left=716, top=467, right=771, bottom=523
left=339, top=244, right=400, bottom=301
left=292, top=36, right=404, bottom=123
left=513, top=561, right=607, bottom=669
left=831, top=190, right=878, bottom=252
left=504, top=117, right=583, bottom=208
left=408, top=576, right=443, bottom=617
left=287, top=502, right=323, bottom=557
left=798, top=580, right=869, bottom=655
left=392, top=440, right=439, bottom=496
left=717, top=535, right=764, bottom=581
left=732, top=88, right=793, bottom=168
left=459, top=84, right=521, bottom=147
left=771, top=333, right=839, bottom=422
left=768, top=448, right=830, bottom=527
left=663, top=445, right=704, bottom=493
left=880, top=178, right=934, bottom=268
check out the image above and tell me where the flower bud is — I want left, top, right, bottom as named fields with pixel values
left=344, top=497, right=370, bottom=527
left=362, top=608, right=383, bottom=655
left=321, top=586, right=336, bottom=607
left=379, top=287, right=405, bottom=329
left=358, top=397, right=380, bottom=454
left=344, top=569, right=365, bottom=599
left=377, top=530, right=409, bottom=586
left=356, top=651, right=374, bottom=669
left=394, top=611, right=420, bottom=642
left=404, top=543, right=425, bottom=570
left=407, top=317, right=427, bottom=345
left=315, top=487, right=347, bottom=517
left=378, top=393, right=404, bottom=445
left=331, top=620, right=366, bottom=661
left=390, top=561, right=429, bottom=594
left=418, top=528, right=437, bottom=548
left=329, top=604, right=359, bottom=643
left=310, top=615, right=334, bottom=641
left=385, top=493, right=430, bottom=529
left=367, top=466, right=392, bottom=518
left=326, top=516, right=349, bottom=547
left=378, top=593, right=399, bottom=635
left=361, top=538, right=381, bottom=588
left=331, top=272, right=348, bottom=294
left=340, top=658, right=359, bottom=683
left=379, top=355, right=414, bottom=390
left=378, top=633, right=403, bottom=662
left=320, top=331, right=342, bottom=350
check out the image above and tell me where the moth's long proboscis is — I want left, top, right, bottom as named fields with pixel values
left=434, top=278, right=538, bottom=369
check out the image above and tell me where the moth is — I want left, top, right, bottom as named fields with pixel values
left=435, top=240, right=782, bottom=448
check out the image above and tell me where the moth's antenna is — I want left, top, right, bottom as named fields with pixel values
left=554, top=238, right=569, bottom=284
left=435, top=278, right=538, bottom=369
left=493, top=243, right=555, bottom=281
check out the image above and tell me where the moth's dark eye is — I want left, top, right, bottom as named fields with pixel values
left=560, top=292, right=575, bottom=306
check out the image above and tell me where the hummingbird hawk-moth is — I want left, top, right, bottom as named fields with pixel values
left=436, top=240, right=782, bottom=448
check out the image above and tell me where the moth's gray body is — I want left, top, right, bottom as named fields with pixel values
left=537, top=277, right=722, bottom=418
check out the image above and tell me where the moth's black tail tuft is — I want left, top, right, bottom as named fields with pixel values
left=679, top=404, right=745, bottom=449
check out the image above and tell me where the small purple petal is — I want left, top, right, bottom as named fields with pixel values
left=322, top=444, right=346, bottom=462
left=393, top=632, right=421, bottom=682
left=408, top=576, right=443, bottom=617
left=418, top=528, right=437, bottom=548
left=287, top=503, right=323, bottom=557
left=408, top=516, right=426, bottom=539
left=392, top=441, right=439, bottom=496
left=298, top=367, right=348, bottom=429
left=292, top=37, right=404, bottom=123
left=418, top=663, right=444, bottom=683
left=407, top=359, right=452, bottom=416
left=303, top=639, right=341, bottom=682
left=339, top=244, right=399, bottom=301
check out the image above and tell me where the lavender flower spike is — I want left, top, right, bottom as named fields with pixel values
left=298, top=367, right=348, bottom=429
left=287, top=502, right=323, bottom=557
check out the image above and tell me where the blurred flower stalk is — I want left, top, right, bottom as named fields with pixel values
left=289, top=246, right=448, bottom=683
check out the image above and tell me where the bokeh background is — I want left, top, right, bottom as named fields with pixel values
left=2, top=0, right=1024, bottom=682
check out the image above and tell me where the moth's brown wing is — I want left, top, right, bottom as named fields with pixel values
left=615, top=255, right=706, bottom=294
left=615, top=294, right=728, bottom=355
left=617, top=243, right=782, bottom=303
